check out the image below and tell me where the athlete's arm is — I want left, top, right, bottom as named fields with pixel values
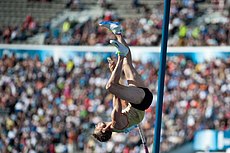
left=111, top=96, right=122, bottom=125
left=110, top=96, right=128, bottom=129
left=113, top=96, right=122, bottom=113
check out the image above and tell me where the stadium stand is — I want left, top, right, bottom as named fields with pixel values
left=0, top=0, right=66, bottom=44
left=0, top=0, right=64, bottom=27
left=0, top=0, right=229, bottom=46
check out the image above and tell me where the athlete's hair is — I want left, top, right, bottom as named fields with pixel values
left=92, top=130, right=112, bottom=142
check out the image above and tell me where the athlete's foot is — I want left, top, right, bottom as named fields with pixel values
left=110, top=40, right=129, bottom=56
left=99, top=21, right=122, bottom=35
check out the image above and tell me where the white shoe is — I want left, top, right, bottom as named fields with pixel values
left=99, top=21, right=122, bottom=35
left=110, top=40, right=129, bottom=56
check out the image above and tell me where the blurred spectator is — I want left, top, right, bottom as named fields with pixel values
left=97, top=0, right=113, bottom=9
left=0, top=15, right=40, bottom=44
left=62, top=19, right=71, bottom=33
left=23, top=15, right=39, bottom=35
left=132, top=0, right=150, bottom=13
left=65, top=0, right=82, bottom=10
left=211, top=0, right=225, bottom=11
left=2, top=27, right=11, bottom=43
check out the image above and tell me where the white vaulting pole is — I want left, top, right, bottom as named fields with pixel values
left=138, top=124, right=149, bottom=153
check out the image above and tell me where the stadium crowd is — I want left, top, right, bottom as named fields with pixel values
left=0, top=0, right=229, bottom=46
left=43, top=0, right=230, bottom=46
left=0, top=15, right=40, bottom=44
left=0, top=52, right=229, bottom=153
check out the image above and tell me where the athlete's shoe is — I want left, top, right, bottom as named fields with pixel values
left=99, top=21, right=122, bottom=35
left=110, top=40, right=129, bottom=56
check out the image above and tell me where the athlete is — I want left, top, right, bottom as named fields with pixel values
left=93, top=21, right=153, bottom=142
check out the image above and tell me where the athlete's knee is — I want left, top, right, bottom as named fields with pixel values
left=106, top=82, right=115, bottom=91
left=105, top=82, right=112, bottom=90
left=123, top=58, right=128, bottom=65
left=106, top=82, right=118, bottom=93
left=123, top=58, right=133, bottom=68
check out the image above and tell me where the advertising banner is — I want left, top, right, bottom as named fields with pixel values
left=0, top=45, right=230, bottom=63
left=194, top=130, right=230, bottom=151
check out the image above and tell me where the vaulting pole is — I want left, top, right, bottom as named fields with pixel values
left=138, top=124, right=149, bottom=153
left=152, top=0, right=171, bottom=153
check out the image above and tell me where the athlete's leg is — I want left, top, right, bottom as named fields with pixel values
left=106, top=55, right=123, bottom=87
left=115, top=34, right=146, bottom=88
left=107, top=57, right=130, bottom=109
left=100, top=21, right=145, bottom=104
left=114, top=37, right=153, bottom=111
left=106, top=52, right=145, bottom=104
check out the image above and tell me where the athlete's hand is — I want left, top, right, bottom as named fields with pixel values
left=107, top=57, right=116, bottom=72
left=102, top=122, right=113, bottom=133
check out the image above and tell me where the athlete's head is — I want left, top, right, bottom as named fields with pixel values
left=92, top=122, right=112, bottom=142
